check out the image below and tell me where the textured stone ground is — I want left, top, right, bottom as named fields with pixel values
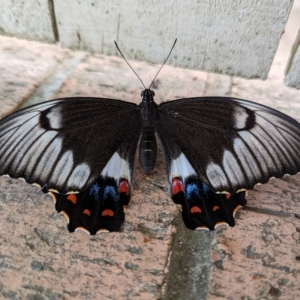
left=0, top=5, right=300, bottom=299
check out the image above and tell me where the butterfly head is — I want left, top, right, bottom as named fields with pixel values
left=141, top=89, right=155, bottom=103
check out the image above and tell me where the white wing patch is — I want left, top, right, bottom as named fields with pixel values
left=206, top=162, right=228, bottom=190
left=35, top=137, right=63, bottom=181
left=222, top=150, right=243, bottom=186
left=51, top=151, right=74, bottom=183
left=45, top=106, right=63, bottom=130
left=101, top=152, right=131, bottom=182
left=170, top=153, right=196, bottom=182
left=233, top=105, right=250, bottom=129
left=0, top=114, right=41, bottom=167
left=67, top=163, right=91, bottom=189
left=233, top=137, right=261, bottom=182
left=257, top=114, right=298, bottom=169
left=237, top=130, right=270, bottom=176
left=18, top=131, right=59, bottom=174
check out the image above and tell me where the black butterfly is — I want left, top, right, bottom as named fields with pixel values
left=1, top=44, right=300, bottom=235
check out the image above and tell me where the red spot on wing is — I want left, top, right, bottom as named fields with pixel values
left=83, top=209, right=91, bottom=216
left=190, top=206, right=202, bottom=214
left=101, top=209, right=114, bottom=217
left=172, top=178, right=184, bottom=195
left=225, top=194, right=231, bottom=200
left=67, top=194, right=77, bottom=204
left=119, top=180, right=130, bottom=195
left=212, top=205, right=220, bottom=212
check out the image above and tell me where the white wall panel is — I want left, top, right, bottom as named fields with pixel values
left=0, top=0, right=56, bottom=42
left=285, top=28, right=300, bottom=89
left=54, top=0, right=293, bottom=79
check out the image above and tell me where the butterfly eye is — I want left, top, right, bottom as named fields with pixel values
left=151, top=90, right=155, bottom=96
left=140, top=91, right=145, bottom=97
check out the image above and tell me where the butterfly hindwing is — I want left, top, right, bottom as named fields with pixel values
left=158, top=133, right=247, bottom=229
left=49, top=130, right=140, bottom=234
left=51, top=176, right=127, bottom=234
left=0, top=97, right=141, bottom=194
left=156, top=97, right=300, bottom=194
left=172, top=176, right=247, bottom=230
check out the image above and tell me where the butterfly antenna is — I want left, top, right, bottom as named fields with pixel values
left=114, top=41, right=147, bottom=90
left=149, top=38, right=177, bottom=89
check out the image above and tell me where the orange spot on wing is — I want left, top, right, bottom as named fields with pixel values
left=172, top=178, right=184, bottom=195
left=225, top=194, right=231, bottom=200
left=213, top=205, right=220, bottom=212
left=83, top=209, right=91, bottom=216
left=67, top=194, right=77, bottom=204
left=190, top=206, right=202, bottom=214
left=101, top=209, right=114, bottom=217
left=119, top=180, right=130, bottom=195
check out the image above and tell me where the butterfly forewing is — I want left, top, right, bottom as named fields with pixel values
left=156, top=97, right=300, bottom=194
left=0, top=97, right=141, bottom=194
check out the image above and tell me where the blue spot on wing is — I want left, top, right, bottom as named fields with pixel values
left=89, top=183, right=101, bottom=203
left=201, top=182, right=211, bottom=199
left=186, top=183, right=200, bottom=200
left=202, top=182, right=211, bottom=197
left=103, top=185, right=118, bottom=201
left=201, top=182, right=210, bottom=194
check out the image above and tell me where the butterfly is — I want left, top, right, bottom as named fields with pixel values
left=1, top=42, right=300, bottom=235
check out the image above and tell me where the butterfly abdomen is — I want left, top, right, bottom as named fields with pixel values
left=138, top=89, right=159, bottom=175
left=139, top=128, right=157, bottom=175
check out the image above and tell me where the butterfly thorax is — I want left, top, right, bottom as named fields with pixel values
left=138, top=89, right=158, bottom=175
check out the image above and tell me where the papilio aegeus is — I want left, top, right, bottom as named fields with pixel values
left=0, top=41, right=299, bottom=234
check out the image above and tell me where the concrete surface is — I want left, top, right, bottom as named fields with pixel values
left=0, top=0, right=56, bottom=43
